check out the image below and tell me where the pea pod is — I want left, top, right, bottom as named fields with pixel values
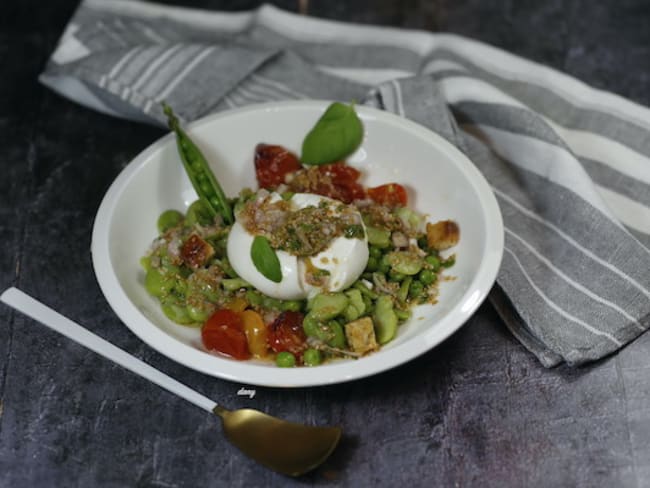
left=163, top=104, right=233, bottom=225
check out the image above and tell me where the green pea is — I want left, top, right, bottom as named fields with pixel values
left=140, top=256, right=152, bottom=272
left=425, top=255, right=441, bottom=271
left=408, top=280, right=424, bottom=299
left=365, top=256, right=379, bottom=272
left=418, top=269, right=437, bottom=285
left=388, top=270, right=406, bottom=282
left=276, top=351, right=296, bottom=368
left=378, top=255, right=391, bottom=274
left=145, top=268, right=173, bottom=298
left=369, top=246, right=383, bottom=259
left=303, top=348, right=322, bottom=366
left=157, top=209, right=184, bottom=234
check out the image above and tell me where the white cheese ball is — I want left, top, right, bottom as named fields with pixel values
left=227, top=193, right=369, bottom=300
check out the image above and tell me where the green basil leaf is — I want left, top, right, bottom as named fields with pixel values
left=301, top=102, right=363, bottom=165
left=251, top=236, right=282, bottom=283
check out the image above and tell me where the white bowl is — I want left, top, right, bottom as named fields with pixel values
left=91, top=100, right=503, bottom=387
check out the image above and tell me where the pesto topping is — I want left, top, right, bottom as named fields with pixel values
left=239, top=192, right=365, bottom=257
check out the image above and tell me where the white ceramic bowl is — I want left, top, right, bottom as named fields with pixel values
left=91, top=100, right=503, bottom=387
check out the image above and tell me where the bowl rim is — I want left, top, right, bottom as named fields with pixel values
left=91, top=100, right=504, bottom=388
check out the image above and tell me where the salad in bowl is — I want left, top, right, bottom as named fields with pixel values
left=141, top=103, right=460, bottom=368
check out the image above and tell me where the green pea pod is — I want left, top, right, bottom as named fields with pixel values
left=301, top=102, right=363, bottom=165
left=162, top=103, right=233, bottom=225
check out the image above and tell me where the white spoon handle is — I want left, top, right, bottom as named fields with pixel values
left=0, top=287, right=218, bottom=413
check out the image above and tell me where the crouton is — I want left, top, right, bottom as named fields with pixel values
left=180, top=233, right=215, bottom=269
left=344, top=317, right=379, bottom=355
left=426, top=220, right=460, bottom=250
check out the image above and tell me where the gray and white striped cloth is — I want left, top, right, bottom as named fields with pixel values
left=41, top=0, right=650, bottom=367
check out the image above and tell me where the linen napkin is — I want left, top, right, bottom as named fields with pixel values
left=40, top=0, right=650, bottom=367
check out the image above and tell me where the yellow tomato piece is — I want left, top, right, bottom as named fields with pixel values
left=225, top=297, right=248, bottom=313
left=241, top=310, right=269, bottom=359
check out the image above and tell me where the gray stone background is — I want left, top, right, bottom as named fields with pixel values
left=1, top=0, right=649, bottom=486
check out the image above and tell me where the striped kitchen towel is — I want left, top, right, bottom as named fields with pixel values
left=40, top=0, right=650, bottom=367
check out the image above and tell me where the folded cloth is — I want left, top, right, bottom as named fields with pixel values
left=40, top=0, right=650, bottom=367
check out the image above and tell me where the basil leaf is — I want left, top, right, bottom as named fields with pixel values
left=251, top=235, right=282, bottom=283
left=301, top=102, right=363, bottom=165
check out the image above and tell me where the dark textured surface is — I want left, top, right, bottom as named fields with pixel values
left=1, top=0, right=649, bottom=486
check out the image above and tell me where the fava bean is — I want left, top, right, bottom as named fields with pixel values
left=309, top=293, right=348, bottom=321
left=369, top=246, right=383, bottom=259
left=397, top=277, right=412, bottom=302
left=373, top=295, right=397, bottom=344
left=161, top=298, right=193, bottom=325
left=221, top=278, right=251, bottom=291
left=366, top=226, right=391, bottom=248
left=387, top=251, right=424, bottom=276
left=395, top=309, right=411, bottom=321
left=187, top=302, right=212, bottom=322
left=145, top=268, right=173, bottom=297
left=157, top=209, right=184, bottom=233
left=185, top=200, right=213, bottom=227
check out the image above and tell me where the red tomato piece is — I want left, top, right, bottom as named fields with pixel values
left=319, top=162, right=361, bottom=183
left=315, top=163, right=366, bottom=203
left=255, top=144, right=302, bottom=189
left=367, top=183, right=408, bottom=207
left=267, top=311, right=307, bottom=355
left=202, top=309, right=251, bottom=360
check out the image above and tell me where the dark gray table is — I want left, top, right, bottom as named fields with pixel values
left=1, top=1, right=649, bottom=486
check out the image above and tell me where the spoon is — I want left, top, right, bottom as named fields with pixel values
left=0, top=287, right=341, bottom=477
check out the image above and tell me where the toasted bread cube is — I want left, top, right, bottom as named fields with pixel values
left=180, top=233, right=215, bottom=269
left=344, top=317, right=379, bottom=355
left=426, top=220, right=460, bottom=251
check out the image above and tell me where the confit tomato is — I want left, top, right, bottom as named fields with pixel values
left=202, top=309, right=251, bottom=360
left=315, top=163, right=366, bottom=203
left=267, top=311, right=307, bottom=356
left=367, top=183, right=408, bottom=207
left=255, top=144, right=302, bottom=189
